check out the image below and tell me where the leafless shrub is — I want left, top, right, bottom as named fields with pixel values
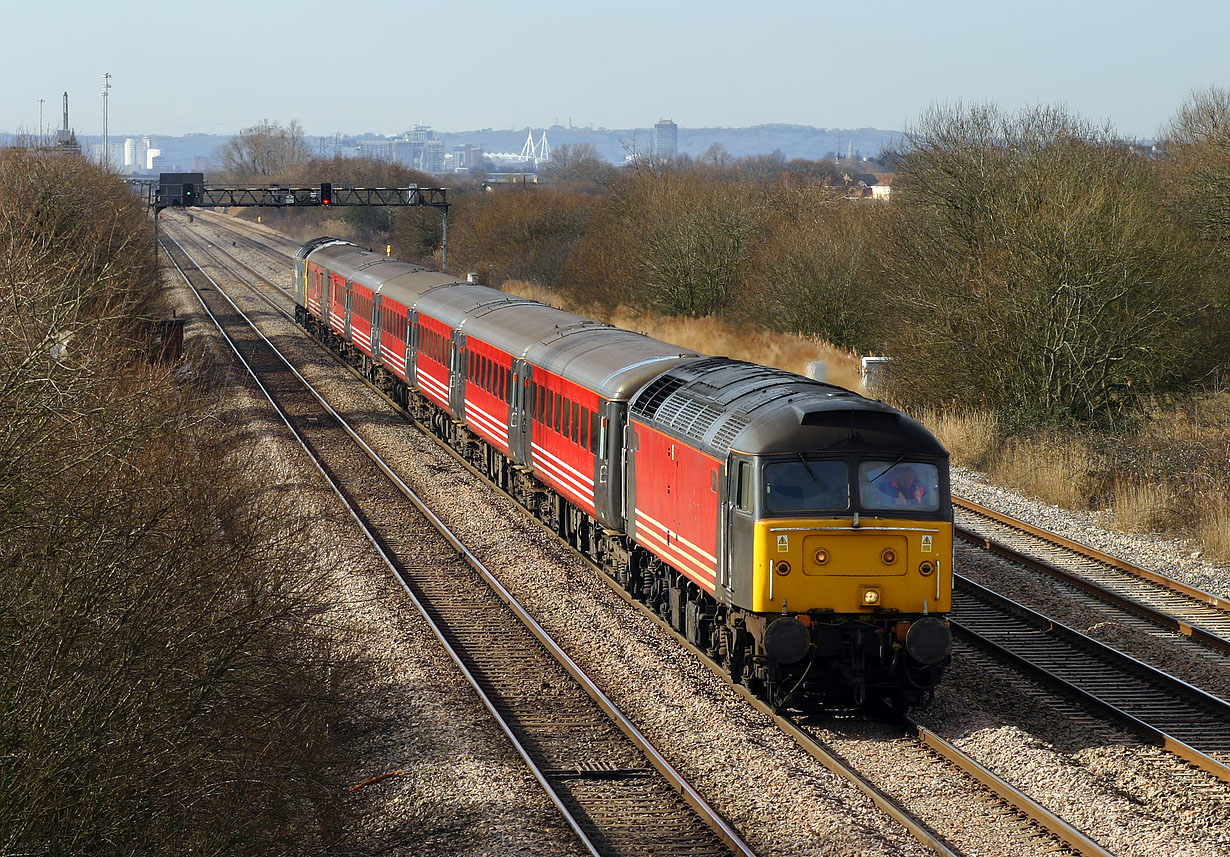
left=0, top=151, right=361, bottom=855
left=880, top=103, right=1224, bottom=429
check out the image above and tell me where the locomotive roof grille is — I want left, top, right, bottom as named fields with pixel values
left=633, top=373, right=689, bottom=419
left=710, top=413, right=753, bottom=449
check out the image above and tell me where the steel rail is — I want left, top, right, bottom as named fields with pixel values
left=955, top=496, right=1229, bottom=611
left=953, top=575, right=1230, bottom=784
left=161, top=227, right=756, bottom=857
left=906, top=720, right=1116, bottom=857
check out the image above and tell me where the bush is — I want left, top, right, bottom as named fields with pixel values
left=878, top=104, right=1226, bottom=429
left=740, top=191, right=889, bottom=352
left=0, top=152, right=355, bottom=855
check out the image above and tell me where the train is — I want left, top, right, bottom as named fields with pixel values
left=293, top=237, right=954, bottom=711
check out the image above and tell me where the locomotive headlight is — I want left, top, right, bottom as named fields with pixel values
left=919, top=561, right=935, bottom=576
left=881, top=548, right=897, bottom=565
left=775, top=561, right=792, bottom=576
left=814, top=549, right=829, bottom=565
left=861, top=587, right=881, bottom=606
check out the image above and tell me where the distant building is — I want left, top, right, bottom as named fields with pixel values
left=420, top=139, right=445, bottom=173
left=451, top=143, right=486, bottom=172
left=652, top=119, right=678, bottom=160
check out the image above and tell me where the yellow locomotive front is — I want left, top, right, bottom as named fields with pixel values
left=729, top=456, right=953, bottom=711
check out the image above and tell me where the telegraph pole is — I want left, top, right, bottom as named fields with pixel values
left=101, top=72, right=111, bottom=169
left=38, top=98, right=45, bottom=141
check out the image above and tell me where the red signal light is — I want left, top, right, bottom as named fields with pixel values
left=320, top=182, right=332, bottom=205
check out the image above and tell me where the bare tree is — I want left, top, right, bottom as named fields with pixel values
left=540, top=143, right=616, bottom=187
left=879, top=103, right=1222, bottom=427
left=218, top=119, right=310, bottom=180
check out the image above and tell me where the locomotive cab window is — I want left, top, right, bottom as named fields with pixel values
left=858, top=461, right=940, bottom=512
left=762, top=459, right=849, bottom=514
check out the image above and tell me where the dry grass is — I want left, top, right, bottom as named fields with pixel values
left=501, top=280, right=865, bottom=390
left=1196, top=495, right=1230, bottom=562
left=988, top=435, right=1101, bottom=510
left=918, top=407, right=1001, bottom=470
left=1112, top=477, right=1179, bottom=533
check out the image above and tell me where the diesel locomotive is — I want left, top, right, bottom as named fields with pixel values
left=294, top=237, right=953, bottom=710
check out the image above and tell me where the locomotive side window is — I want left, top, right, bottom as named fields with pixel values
left=763, top=459, right=849, bottom=514
left=858, top=461, right=940, bottom=512
left=735, top=460, right=752, bottom=512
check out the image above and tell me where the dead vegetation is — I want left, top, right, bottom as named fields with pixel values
left=0, top=151, right=362, bottom=854
left=500, top=279, right=865, bottom=389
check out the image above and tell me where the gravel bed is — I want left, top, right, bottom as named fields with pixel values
left=916, top=645, right=1230, bottom=857
left=159, top=229, right=587, bottom=857
left=180, top=215, right=1230, bottom=855
left=953, top=467, right=1230, bottom=599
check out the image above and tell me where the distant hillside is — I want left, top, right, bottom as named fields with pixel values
left=437, top=124, right=903, bottom=163
left=3, top=124, right=903, bottom=173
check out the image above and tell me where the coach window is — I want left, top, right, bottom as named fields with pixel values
left=579, top=409, right=588, bottom=450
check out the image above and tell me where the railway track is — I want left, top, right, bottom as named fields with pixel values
left=951, top=576, right=1230, bottom=782
left=159, top=225, right=752, bottom=857
left=955, top=497, right=1230, bottom=656
left=172, top=213, right=1230, bottom=853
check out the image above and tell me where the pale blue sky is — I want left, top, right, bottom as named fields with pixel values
left=5, top=0, right=1224, bottom=139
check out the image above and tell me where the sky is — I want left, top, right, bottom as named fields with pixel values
left=4, top=0, right=1226, bottom=141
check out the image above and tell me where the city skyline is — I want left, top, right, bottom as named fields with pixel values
left=3, top=0, right=1226, bottom=142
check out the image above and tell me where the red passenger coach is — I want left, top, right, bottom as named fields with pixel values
left=327, top=271, right=347, bottom=335
left=377, top=298, right=409, bottom=382
left=415, top=314, right=453, bottom=410
left=305, top=262, right=325, bottom=318
left=527, top=369, right=603, bottom=517
left=462, top=338, right=515, bottom=455
left=350, top=283, right=375, bottom=357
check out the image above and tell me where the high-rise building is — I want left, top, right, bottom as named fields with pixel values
left=652, top=119, right=678, bottom=160
left=420, top=139, right=445, bottom=173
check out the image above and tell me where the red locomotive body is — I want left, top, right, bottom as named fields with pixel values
left=629, top=420, right=722, bottom=593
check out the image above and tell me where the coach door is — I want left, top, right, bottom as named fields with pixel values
left=344, top=280, right=353, bottom=341
left=510, top=359, right=531, bottom=465
left=448, top=333, right=465, bottom=420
